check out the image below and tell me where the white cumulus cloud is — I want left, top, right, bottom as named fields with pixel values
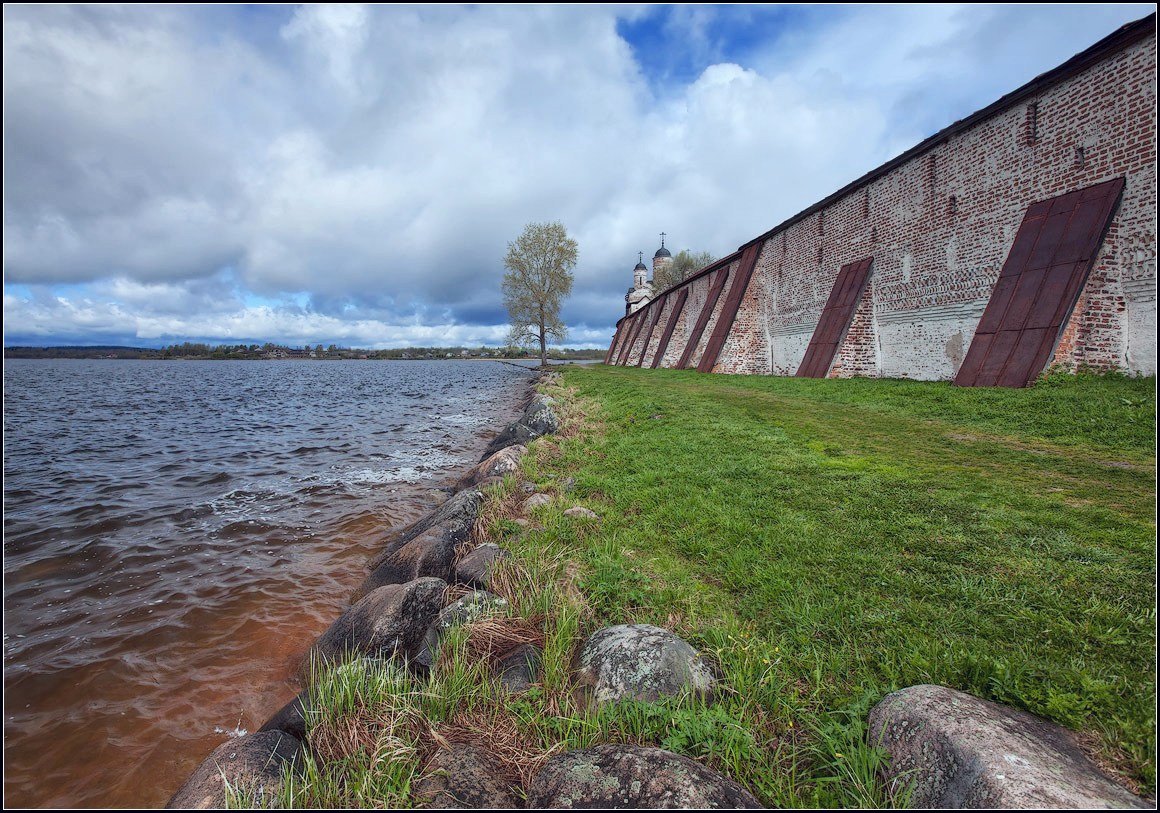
left=3, top=3, right=1152, bottom=347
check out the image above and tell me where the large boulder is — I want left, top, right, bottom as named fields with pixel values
left=527, top=745, right=762, bottom=809
left=358, top=526, right=460, bottom=598
left=480, top=395, right=559, bottom=460
left=367, top=489, right=483, bottom=573
left=310, top=577, right=446, bottom=666
left=167, top=730, right=302, bottom=809
left=258, top=691, right=310, bottom=740
left=522, top=395, right=560, bottom=436
left=453, top=543, right=509, bottom=588
left=415, top=591, right=510, bottom=671
left=480, top=422, right=538, bottom=461
left=455, top=445, right=527, bottom=489
left=868, top=685, right=1149, bottom=808
left=573, top=624, right=716, bottom=706
left=414, top=744, right=521, bottom=808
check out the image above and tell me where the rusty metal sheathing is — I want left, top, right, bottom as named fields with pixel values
left=796, top=257, right=874, bottom=378
left=954, top=177, right=1125, bottom=387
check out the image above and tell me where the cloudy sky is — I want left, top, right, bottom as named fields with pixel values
left=3, top=4, right=1152, bottom=348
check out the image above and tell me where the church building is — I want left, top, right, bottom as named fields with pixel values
left=625, top=234, right=672, bottom=316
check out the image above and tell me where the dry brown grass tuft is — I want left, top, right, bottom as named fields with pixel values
left=559, top=561, right=587, bottom=613
left=469, top=479, right=525, bottom=548
left=533, top=436, right=561, bottom=464
left=441, top=581, right=474, bottom=608
left=307, top=696, right=426, bottom=776
left=482, top=553, right=536, bottom=607
left=459, top=615, right=547, bottom=668
left=436, top=704, right=562, bottom=789
left=1074, top=729, right=1145, bottom=797
left=551, top=385, right=597, bottom=441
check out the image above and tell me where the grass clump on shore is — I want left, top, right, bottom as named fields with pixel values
left=237, top=365, right=1154, bottom=807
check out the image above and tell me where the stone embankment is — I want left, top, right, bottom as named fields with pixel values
left=168, top=372, right=1150, bottom=809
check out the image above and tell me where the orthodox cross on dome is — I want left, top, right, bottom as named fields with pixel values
left=659, top=232, right=666, bottom=248
left=638, top=251, right=644, bottom=264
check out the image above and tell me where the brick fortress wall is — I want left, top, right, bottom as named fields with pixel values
left=608, top=20, right=1156, bottom=381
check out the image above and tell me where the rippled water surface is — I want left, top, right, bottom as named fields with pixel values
left=3, top=359, right=529, bottom=807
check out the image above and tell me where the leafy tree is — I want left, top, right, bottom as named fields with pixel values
left=656, top=249, right=717, bottom=289
left=502, top=221, right=577, bottom=367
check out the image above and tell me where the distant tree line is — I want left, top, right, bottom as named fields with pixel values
left=4, top=343, right=607, bottom=361
left=2, top=345, right=166, bottom=359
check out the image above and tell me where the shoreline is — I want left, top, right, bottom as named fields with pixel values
left=163, top=368, right=540, bottom=807
left=3, top=352, right=607, bottom=363
left=166, top=365, right=1154, bottom=809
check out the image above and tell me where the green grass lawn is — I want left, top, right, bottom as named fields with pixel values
left=522, top=366, right=1156, bottom=802
left=264, top=367, right=1154, bottom=809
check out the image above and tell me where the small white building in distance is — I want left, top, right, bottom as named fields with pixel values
left=625, top=234, right=673, bottom=316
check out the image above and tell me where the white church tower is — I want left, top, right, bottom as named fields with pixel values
left=625, top=233, right=673, bottom=315
left=625, top=251, right=654, bottom=316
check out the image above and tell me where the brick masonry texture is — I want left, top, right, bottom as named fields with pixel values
left=607, top=22, right=1156, bottom=382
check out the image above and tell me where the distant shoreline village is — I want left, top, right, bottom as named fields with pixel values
left=2, top=345, right=607, bottom=361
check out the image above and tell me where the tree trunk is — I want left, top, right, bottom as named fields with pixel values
left=539, top=305, right=547, bottom=367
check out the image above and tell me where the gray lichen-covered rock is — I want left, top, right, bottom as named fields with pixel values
left=523, top=493, right=552, bottom=512
left=868, top=684, right=1149, bottom=808
left=414, top=744, right=521, bottom=808
left=166, top=730, right=302, bottom=809
left=456, top=445, right=527, bottom=489
left=367, top=488, right=483, bottom=573
left=415, top=591, right=510, bottom=671
left=522, top=394, right=560, bottom=436
left=453, top=543, right=509, bottom=588
left=574, top=624, right=716, bottom=705
left=310, top=577, right=445, bottom=666
left=498, top=643, right=541, bottom=693
left=527, top=745, right=762, bottom=809
left=441, top=590, right=510, bottom=628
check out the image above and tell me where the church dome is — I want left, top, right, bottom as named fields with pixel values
left=653, top=246, right=671, bottom=259
left=634, top=260, right=648, bottom=271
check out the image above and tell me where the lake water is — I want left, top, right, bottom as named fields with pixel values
left=2, top=359, right=530, bottom=807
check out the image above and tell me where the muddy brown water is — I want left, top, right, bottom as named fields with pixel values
left=3, top=359, right=530, bottom=807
